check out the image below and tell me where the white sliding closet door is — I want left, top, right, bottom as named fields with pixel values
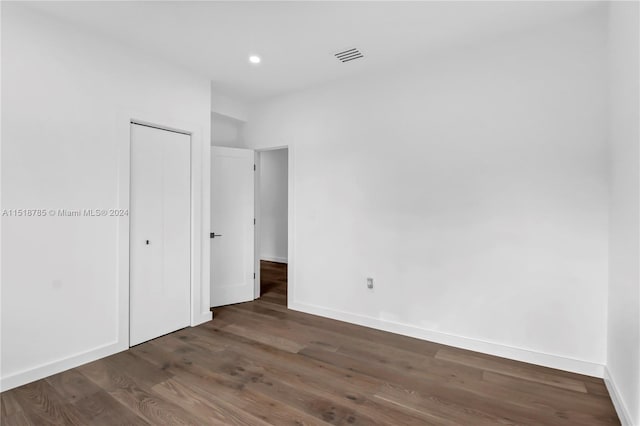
left=130, top=123, right=191, bottom=346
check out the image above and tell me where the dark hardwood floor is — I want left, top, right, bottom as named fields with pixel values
left=259, top=260, right=288, bottom=305
left=1, top=261, right=619, bottom=425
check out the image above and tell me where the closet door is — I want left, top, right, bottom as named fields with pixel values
left=130, top=123, right=191, bottom=346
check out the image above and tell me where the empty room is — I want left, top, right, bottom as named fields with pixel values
left=1, top=1, right=639, bottom=425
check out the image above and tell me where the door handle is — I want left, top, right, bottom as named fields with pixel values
left=210, top=233, right=223, bottom=239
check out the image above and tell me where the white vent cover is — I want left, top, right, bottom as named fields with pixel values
left=335, top=48, right=364, bottom=63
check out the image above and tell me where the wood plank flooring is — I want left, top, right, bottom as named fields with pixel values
left=1, top=261, right=620, bottom=425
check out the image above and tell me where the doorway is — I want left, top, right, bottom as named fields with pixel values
left=255, top=148, right=289, bottom=306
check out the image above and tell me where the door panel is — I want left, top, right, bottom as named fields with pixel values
left=211, top=147, right=255, bottom=307
left=130, top=124, right=190, bottom=346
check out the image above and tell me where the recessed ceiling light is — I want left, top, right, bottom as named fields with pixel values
left=249, top=55, right=261, bottom=64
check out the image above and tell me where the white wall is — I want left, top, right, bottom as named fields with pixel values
left=211, top=112, right=245, bottom=148
left=245, top=9, right=609, bottom=376
left=260, top=149, right=288, bottom=263
left=606, top=2, right=640, bottom=425
left=1, top=4, right=212, bottom=390
left=211, top=89, right=249, bottom=122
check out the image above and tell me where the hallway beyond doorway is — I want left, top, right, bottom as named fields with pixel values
left=260, top=261, right=287, bottom=307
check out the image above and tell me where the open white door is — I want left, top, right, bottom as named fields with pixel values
left=211, top=146, right=255, bottom=307
left=130, top=123, right=191, bottom=346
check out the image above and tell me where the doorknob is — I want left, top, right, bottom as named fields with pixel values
left=210, top=233, right=223, bottom=239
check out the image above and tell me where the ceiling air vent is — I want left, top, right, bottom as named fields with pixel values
left=335, top=48, right=364, bottom=63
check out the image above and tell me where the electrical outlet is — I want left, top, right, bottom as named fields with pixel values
left=366, top=277, right=374, bottom=289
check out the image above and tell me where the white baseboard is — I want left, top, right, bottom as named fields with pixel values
left=1, top=312, right=213, bottom=393
left=604, top=367, right=635, bottom=426
left=0, top=340, right=127, bottom=392
left=1, top=301, right=608, bottom=401
left=261, top=255, right=288, bottom=264
left=289, top=301, right=605, bottom=378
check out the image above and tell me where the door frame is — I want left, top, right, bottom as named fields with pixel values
left=253, top=145, right=294, bottom=305
left=116, top=111, right=212, bottom=350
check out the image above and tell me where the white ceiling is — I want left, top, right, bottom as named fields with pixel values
left=25, top=1, right=602, bottom=102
